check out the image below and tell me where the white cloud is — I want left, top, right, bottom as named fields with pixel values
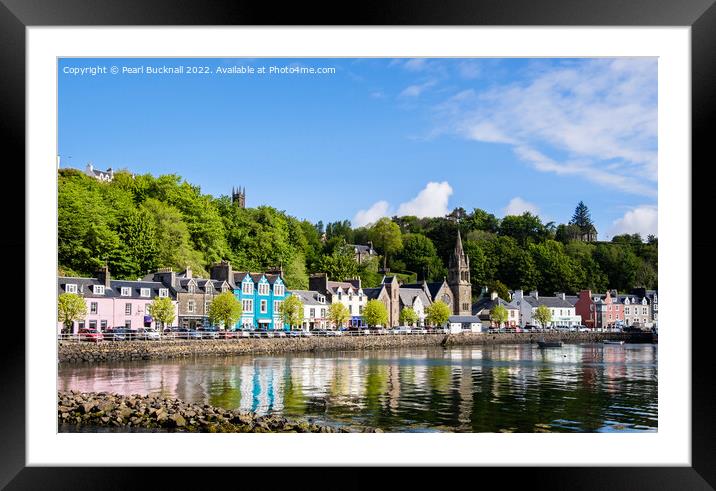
left=353, top=182, right=454, bottom=227
left=397, top=181, right=453, bottom=218
left=609, top=205, right=658, bottom=238
left=436, top=59, right=658, bottom=196
left=353, top=201, right=391, bottom=227
left=399, top=80, right=436, bottom=98
left=503, top=197, right=539, bottom=216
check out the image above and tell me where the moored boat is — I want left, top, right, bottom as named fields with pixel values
left=603, top=340, right=625, bottom=345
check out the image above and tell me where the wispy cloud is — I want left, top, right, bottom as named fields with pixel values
left=353, top=182, right=453, bottom=227
left=399, top=80, right=437, bottom=98
left=434, top=59, right=658, bottom=196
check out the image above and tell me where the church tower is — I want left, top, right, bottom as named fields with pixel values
left=448, top=230, right=472, bottom=315
left=231, top=186, right=246, bottom=208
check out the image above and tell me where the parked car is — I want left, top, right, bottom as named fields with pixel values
left=79, top=328, right=104, bottom=343
left=106, top=328, right=130, bottom=341
left=199, top=327, right=219, bottom=339
left=135, top=328, right=161, bottom=340
left=413, top=327, right=428, bottom=334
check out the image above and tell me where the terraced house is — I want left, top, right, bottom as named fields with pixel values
left=147, top=267, right=232, bottom=329
left=58, top=265, right=178, bottom=333
left=232, top=269, right=288, bottom=330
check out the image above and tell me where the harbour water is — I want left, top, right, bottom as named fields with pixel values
left=58, top=343, right=657, bottom=432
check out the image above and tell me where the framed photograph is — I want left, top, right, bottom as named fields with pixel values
left=3, top=0, right=713, bottom=488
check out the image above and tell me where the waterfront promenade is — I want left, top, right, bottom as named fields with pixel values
left=58, top=331, right=655, bottom=364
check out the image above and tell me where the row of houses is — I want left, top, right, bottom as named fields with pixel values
left=471, top=288, right=658, bottom=329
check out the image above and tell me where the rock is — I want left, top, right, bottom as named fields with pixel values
left=169, top=414, right=187, bottom=428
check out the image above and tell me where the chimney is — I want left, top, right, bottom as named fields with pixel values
left=490, top=291, right=498, bottom=300
left=210, top=260, right=233, bottom=285
left=96, top=264, right=110, bottom=288
left=309, top=273, right=328, bottom=293
left=184, top=266, right=192, bottom=279
left=152, top=268, right=176, bottom=288
left=554, top=292, right=566, bottom=300
left=513, top=289, right=524, bottom=301
left=530, top=290, right=539, bottom=299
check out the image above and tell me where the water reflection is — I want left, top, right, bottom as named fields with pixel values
left=58, top=343, right=657, bottom=433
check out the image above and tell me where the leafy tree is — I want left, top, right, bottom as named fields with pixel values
left=399, top=233, right=443, bottom=281
left=325, top=220, right=354, bottom=244
left=499, top=212, right=548, bottom=246
left=207, top=291, right=242, bottom=330
left=147, top=296, right=175, bottom=330
left=117, top=208, right=159, bottom=277
left=425, top=301, right=451, bottom=327
left=369, top=217, right=403, bottom=271
left=57, top=293, right=87, bottom=333
left=555, top=223, right=582, bottom=244
left=327, top=302, right=350, bottom=329
left=363, top=299, right=389, bottom=327
left=399, top=307, right=418, bottom=326
left=279, top=294, right=304, bottom=330
left=486, top=280, right=510, bottom=302
left=529, top=240, right=585, bottom=294
left=313, top=240, right=359, bottom=281
left=490, top=304, right=508, bottom=327
left=534, top=305, right=552, bottom=329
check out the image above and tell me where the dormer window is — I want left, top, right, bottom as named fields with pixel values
left=159, top=288, right=169, bottom=298
left=258, top=283, right=270, bottom=295
left=274, top=284, right=284, bottom=296
left=66, top=284, right=78, bottom=294
left=121, top=287, right=131, bottom=296
left=206, top=283, right=213, bottom=293
left=140, top=288, right=150, bottom=298
left=94, top=285, right=105, bottom=295
left=188, top=284, right=196, bottom=293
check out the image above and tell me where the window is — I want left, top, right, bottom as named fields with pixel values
left=100, top=320, right=107, bottom=330
left=310, top=308, right=315, bottom=318
left=125, top=303, right=132, bottom=315
left=259, top=283, right=269, bottom=295
left=121, top=287, right=131, bottom=296
left=625, top=307, right=630, bottom=315
left=140, top=288, right=150, bottom=297
left=242, top=281, right=253, bottom=295
left=188, top=283, right=196, bottom=293
left=89, top=320, right=97, bottom=329
left=66, top=284, right=78, bottom=293
left=359, top=305, right=363, bottom=314
left=94, top=285, right=105, bottom=295
left=205, top=301, right=210, bottom=314
left=187, top=300, right=195, bottom=313
left=206, top=283, right=213, bottom=293
left=337, top=292, right=342, bottom=300
left=642, top=307, right=647, bottom=315
left=260, top=300, right=268, bottom=313
left=349, top=305, right=353, bottom=314
left=159, top=288, right=168, bottom=298
left=274, top=300, right=281, bottom=312
left=274, top=284, right=284, bottom=296
left=321, top=308, right=327, bottom=318
left=125, top=320, right=132, bottom=329
left=242, top=299, right=253, bottom=312
left=90, top=302, right=98, bottom=314
left=78, top=321, right=85, bottom=330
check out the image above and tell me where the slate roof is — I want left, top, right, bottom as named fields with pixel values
left=398, top=287, right=431, bottom=308
left=290, top=290, right=327, bottom=306
left=349, top=244, right=375, bottom=254
left=58, top=276, right=176, bottom=300
left=402, top=281, right=446, bottom=301
left=232, top=272, right=284, bottom=285
left=565, top=295, right=579, bottom=306
left=362, top=287, right=385, bottom=300
left=524, top=296, right=574, bottom=308
left=472, top=297, right=519, bottom=315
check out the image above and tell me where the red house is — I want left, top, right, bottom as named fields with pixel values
left=575, top=290, right=624, bottom=329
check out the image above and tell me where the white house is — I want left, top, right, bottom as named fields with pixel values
left=288, top=290, right=329, bottom=331
left=447, top=315, right=482, bottom=333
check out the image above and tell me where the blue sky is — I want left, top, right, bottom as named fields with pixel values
left=58, top=57, right=658, bottom=239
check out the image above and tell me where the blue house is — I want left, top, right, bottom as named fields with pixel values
left=232, top=272, right=289, bottom=330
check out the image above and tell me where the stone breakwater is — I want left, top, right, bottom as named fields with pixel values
left=58, top=391, right=378, bottom=433
left=58, top=331, right=651, bottom=365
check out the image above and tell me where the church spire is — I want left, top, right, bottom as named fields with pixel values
left=455, top=229, right=464, bottom=257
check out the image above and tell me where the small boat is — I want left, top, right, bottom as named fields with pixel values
left=537, top=339, right=563, bottom=348
left=603, top=340, right=625, bottom=345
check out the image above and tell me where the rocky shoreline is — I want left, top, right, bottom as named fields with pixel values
left=58, top=331, right=651, bottom=365
left=58, top=391, right=380, bottom=433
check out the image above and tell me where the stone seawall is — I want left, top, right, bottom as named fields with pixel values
left=58, top=331, right=652, bottom=364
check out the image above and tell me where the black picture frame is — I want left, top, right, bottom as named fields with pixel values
left=2, top=0, right=712, bottom=488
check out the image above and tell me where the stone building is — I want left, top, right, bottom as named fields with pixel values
left=472, top=291, right=520, bottom=328
left=448, top=230, right=472, bottom=315
left=147, top=266, right=231, bottom=329
left=231, top=186, right=246, bottom=208
left=398, top=285, right=432, bottom=326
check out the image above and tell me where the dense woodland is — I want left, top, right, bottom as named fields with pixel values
left=58, top=169, right=658, bottom=299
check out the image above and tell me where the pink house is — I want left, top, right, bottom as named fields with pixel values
left=575, top=290, right=624, bottom=329
left=57, top=266, right=179, bottom=333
